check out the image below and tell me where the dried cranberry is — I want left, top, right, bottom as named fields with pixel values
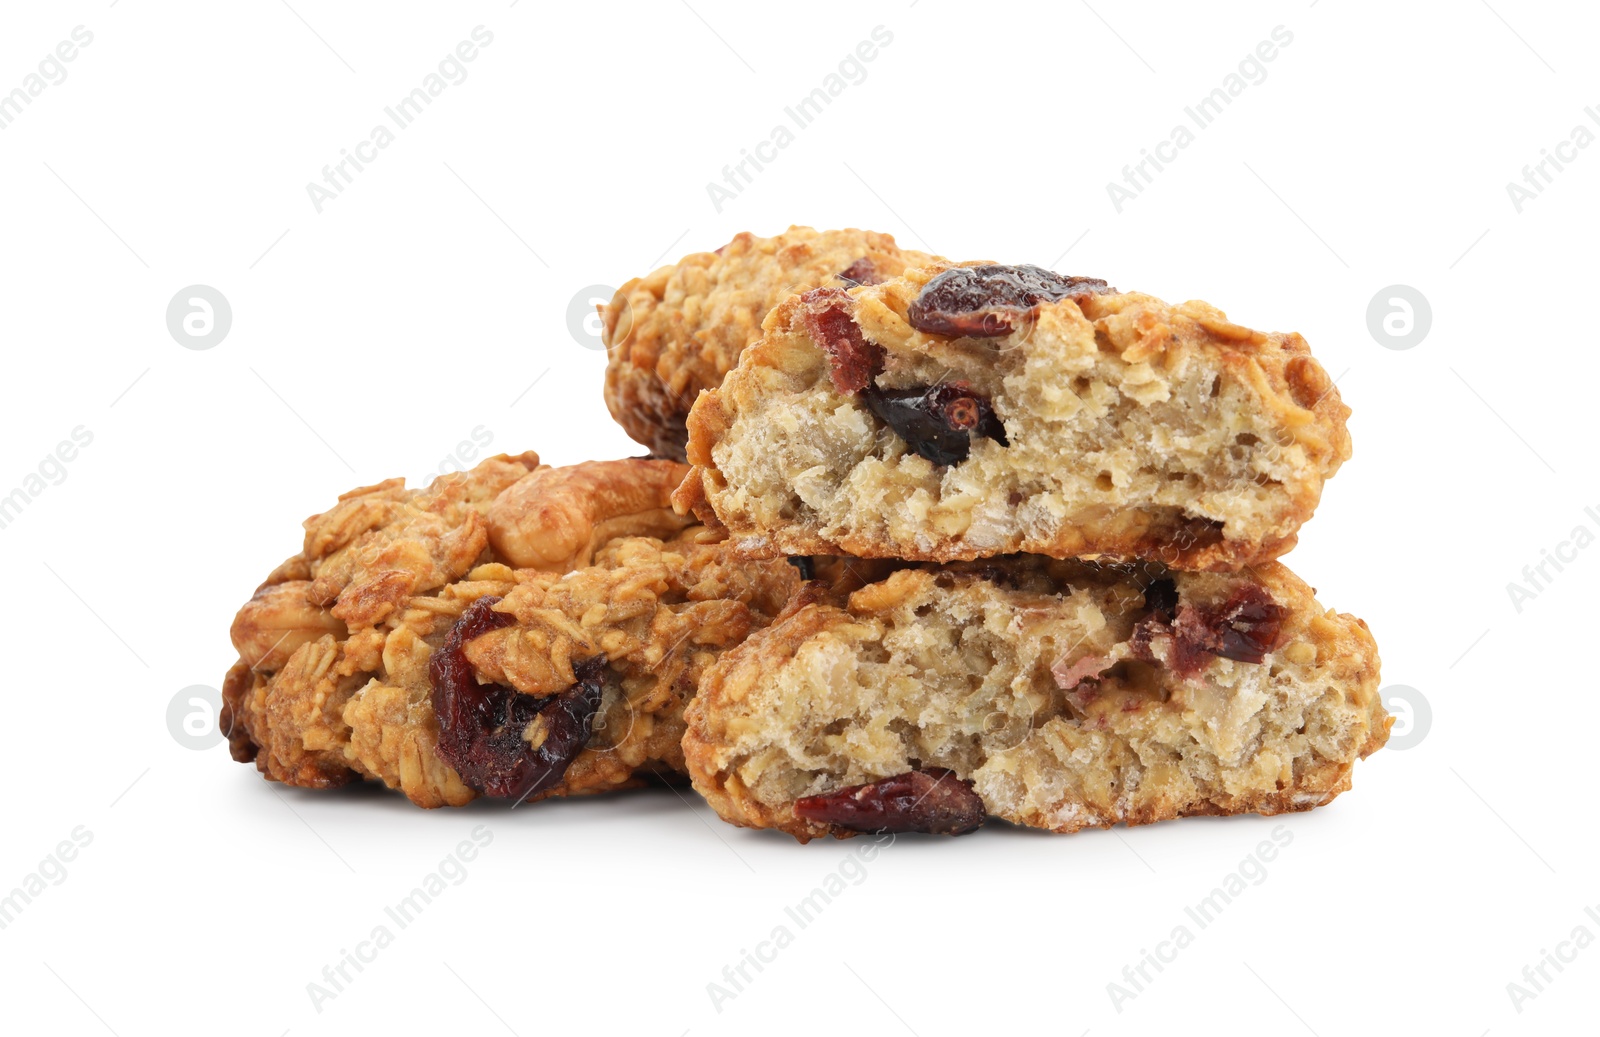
left=1133, top=583, right=1286, bottom=679
left=793, top=768, right=984, bottom=836
left=907, top=264, right=1114, bottom=338
left=801, top=287, right=883, bottom=394
left=1143, top=577, right=1179, bottom=619
left=835, top=258, right=882, bottom=287
left=430, top=597, right=606, bottom=801
left=798, top=287, right=1010, bottom=465
left=863, top=382, right=1008, bottom=466
left=1130, top=578, right=1180, bottom=663
left=1196, top=584, right=1286, bottom=665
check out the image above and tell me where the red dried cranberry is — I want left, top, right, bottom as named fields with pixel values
left=793, top=768, right=984, bottom=836
left=1201, top=584, right=1287, bottom=664
left=1135, top=583, right=1286, bottom=679
left=800, top=287, right=883, bottom=394
left=835, top=258, right=882, bottom=287
left=1165, top=631, right=1208, bottom=680
left=863, top=382, right=1007, bottom=466
left=430, top=597, right=606, bottom=801
left=907, top=264, right=1114, bottom=338
left=797, top=287, right=1010, bottom=465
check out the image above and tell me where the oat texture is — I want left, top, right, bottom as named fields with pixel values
left=681, top=263, right=1352, bottom=570
left=684, top=559, right=1388, bottom=841
left=603, top=226, right=936, bottom=458
left=222, top=454, right=799, bottom=807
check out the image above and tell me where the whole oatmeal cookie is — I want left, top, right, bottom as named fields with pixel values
left=683, top=559, right=1388, bottom=841
left=603, top=226, right=937, bottom=459
left=222, top=455, right=801, bottom=808
left=678, top=262, right=1352, bottom=570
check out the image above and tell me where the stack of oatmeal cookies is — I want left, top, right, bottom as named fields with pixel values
left=221, top=227, right=1389, bottom=841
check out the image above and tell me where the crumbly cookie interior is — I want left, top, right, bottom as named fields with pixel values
left=689, top=564, right=1386, bottom=837
left=694, top=272, right=1350, bottom=568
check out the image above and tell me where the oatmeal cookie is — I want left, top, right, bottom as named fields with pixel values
left=679, top=263, right=1352, bottom=570
left=603, top=226, right=937, bottom=458
left=683, top=559, right=1388, bottom=841
left=224, top=451, right=543, bottom=795
left=222, top=455, right=800, bottom=808
left=430, top=532, right=798, bottom=803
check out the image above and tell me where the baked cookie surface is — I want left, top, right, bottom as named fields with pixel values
left=683, top=559, right=1388, bottom=841
left=603, top=226, right=936, bottom=459
left=679, top=262, right=1352, bottom=570
left=222, top=454, right=799, bottom=807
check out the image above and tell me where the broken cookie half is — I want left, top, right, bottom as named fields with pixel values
left=678, top=262, right=1352, bottom=571
left=683, top=559, right=1388, bottom=841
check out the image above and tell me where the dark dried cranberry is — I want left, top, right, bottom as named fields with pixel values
left=863, top=382, right=1007, bottom=466
left=907, top=264, right=1114, bottom=338
left=800, top=287, right=883, bottom=394
left=1143, top=577, right=1179, bottom=619
left=835, top=258, right=882, bottom=287
left=793, top=768, right=984, bottom=836
left=430, top=597, right=606, bottom=801
left=1197, top=584, right=1286, bottom=665
left=1138, top=584, right=1287, bottom=679
left=1129, top=578, right=1180, bottom=663
left=797, top=286, right=1010, bottom=465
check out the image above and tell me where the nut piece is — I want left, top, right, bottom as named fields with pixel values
left=487, top=459, right=692, bottom=571
left=230, top=581, right=348, bottom=672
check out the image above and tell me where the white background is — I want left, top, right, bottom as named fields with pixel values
left=0, top=1, right=1594, bottom=1034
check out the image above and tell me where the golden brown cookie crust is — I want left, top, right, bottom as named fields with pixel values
left=224, top=451, right=542, bottom=795
left=458, top=532, right=799, bottom=802
left=602, top=226, right=936, bottom=458
left=683, top=559, right=1387, bottom=841
left=221, top=455, right=800, bottom=808
left=681, top=262, right=1352, bottom=570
